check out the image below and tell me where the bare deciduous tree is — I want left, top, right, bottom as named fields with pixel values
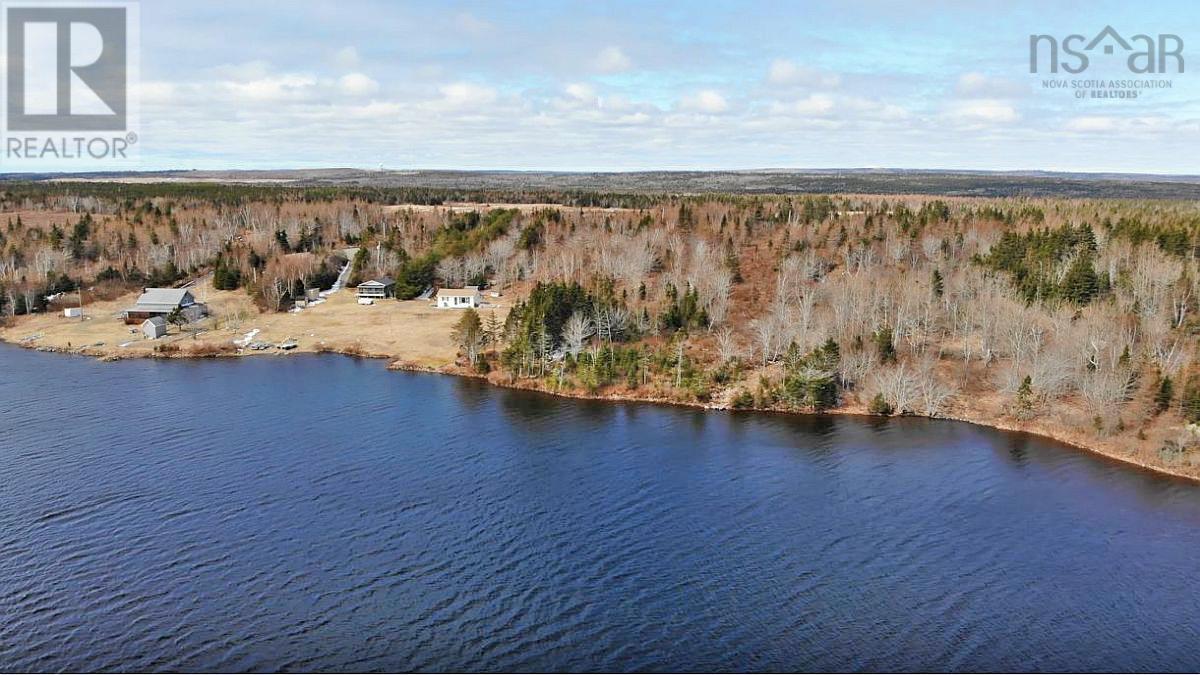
left=561, top=311, right=595, bottom=358
left=714, top=326, right=740, bottom=363
left=871, top=363, right=919, bottom=414
left=915, top=358, right=957, bottom=417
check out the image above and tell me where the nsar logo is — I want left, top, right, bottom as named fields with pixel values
left=1030, top=25, right=1184, bottom=74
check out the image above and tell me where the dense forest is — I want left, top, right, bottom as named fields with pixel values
left=5, top=181, right=1200, bottom=472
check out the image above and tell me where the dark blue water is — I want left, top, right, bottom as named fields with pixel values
left=2, top=346, right=1200, bottom=672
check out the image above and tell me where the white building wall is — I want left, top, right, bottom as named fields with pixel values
left=438, top=294, right=481, bottom=308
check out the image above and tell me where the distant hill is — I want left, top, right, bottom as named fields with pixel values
left=8, top=168, right=1200, bottom=199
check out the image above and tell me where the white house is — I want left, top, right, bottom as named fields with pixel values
left=437, top=286, right=482, bottom=308
left=142, top=316, right=167, bottom=339
left=356, top=277, right=395, bottom=299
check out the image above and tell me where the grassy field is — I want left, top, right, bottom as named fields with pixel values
left=1, top=279, right=510, bottom=367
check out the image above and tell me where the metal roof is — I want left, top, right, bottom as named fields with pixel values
left=126, top=288, right=194, bottom=314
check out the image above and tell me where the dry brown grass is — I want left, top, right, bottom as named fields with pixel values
left=1, top=276, right=511, bottom=368
left=182, top=342, right=236, bottom=357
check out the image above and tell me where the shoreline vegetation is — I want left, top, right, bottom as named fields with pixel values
left=3, top=180, right=1200, bottom=481
left=5, top=338, right=1193, bottom=484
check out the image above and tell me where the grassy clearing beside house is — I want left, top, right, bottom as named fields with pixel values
left=1, top=278, right=510, bottom=368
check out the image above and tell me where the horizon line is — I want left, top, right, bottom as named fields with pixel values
left=5, top=166, right=1200, bottom=180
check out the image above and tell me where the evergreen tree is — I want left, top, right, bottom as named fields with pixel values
left=483, top=310, right=504, bottom=356
left=869, top=393, right=893, bottom=416
left=166, top=306, right=188, bottom=333
left=348, top=246, right=368, bottom=286
left=1060, top=253, right=1100, bottom=305
left=724, top=248, right=743, bottom=282
left=659, top=283, right=708, bottom=332
left=1155, top=375, right=1175, bottom=414
left=874, top=326, right=896, bottom=363
left=1016, top=375, right=1035, bottom=414
left=782, top=369, right=837, bottom=411
left=780, top=340, right=841, bottom=411
left=451, top=308, right=483, bottom=364
left=212, top=256, right=242, bottom=290
left=815, top=337, right=840, bottom=370
left=1079, top=223, right=1098, bottom=254
left=394, top=253, right=438, bottom=299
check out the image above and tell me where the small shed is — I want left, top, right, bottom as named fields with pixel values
left=142, top=316, right=167, bottom=339
left=436, top=286, right=483, bottom=308
left=63, top=307, right=82, bottom=318
left=356, top=277, right=395, bottom=299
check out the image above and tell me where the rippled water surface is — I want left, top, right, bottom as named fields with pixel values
left=3, top=346, right=1200, bottom=672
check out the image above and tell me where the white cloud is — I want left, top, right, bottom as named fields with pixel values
left=339, top=72, right=380, bottom=97
left=1064, top=115, right=1178, bottom=135
left=593, top=46, right=632, bottom=73
left=946, top=99, right=1018, bottom=124
left=771, top=94, right=836, bottom=116
left=562, top=82, right=599, bottom=107
left=767, top=59, right=840, bottom=87
left=222, top=74, right=319, bottom=103
left=565, top=83, right=594, bottom=100
left=334, top=46, right=360, bottom=69
left=602, top=94, right=639, bottom=112
left=679, top=89, right=729, bottom=114
left=955, top=72, right=1026, bottom=98
left=1065, top=116, right=1118, bottom=133
left=137, top=81, right=176, bottom=105
left=438, top=82, right=498, bottom=107
left=761, top=94, right=912, bottom=128
left=351, top=101, right=407, bottom=119
left=616, top=111, right=652, bottom=125
left=210, top=60, right=273, bottom=81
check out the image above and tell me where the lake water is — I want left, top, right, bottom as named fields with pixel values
left=2, top=345, right=1200, bottom=672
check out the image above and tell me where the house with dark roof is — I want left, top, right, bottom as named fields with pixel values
left=356, top=277, right=395, bottom=299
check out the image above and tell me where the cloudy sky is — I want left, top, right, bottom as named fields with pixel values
left=65, top=1, right=1200, bottom=172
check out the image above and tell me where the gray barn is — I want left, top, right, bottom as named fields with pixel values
left=124, top=288, right=207, bottom=324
